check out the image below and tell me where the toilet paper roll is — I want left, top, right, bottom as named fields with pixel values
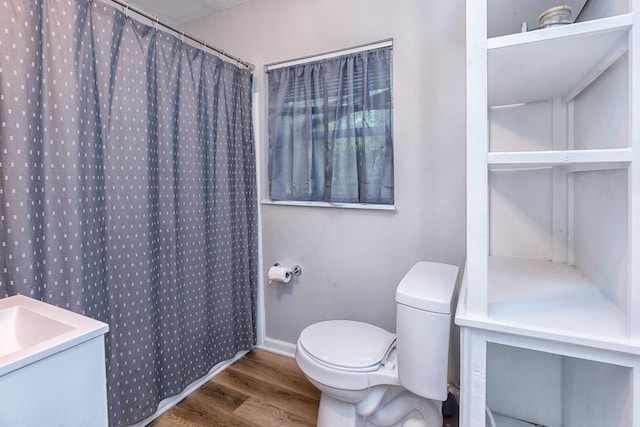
left=268, top=266, right=293, bottom=283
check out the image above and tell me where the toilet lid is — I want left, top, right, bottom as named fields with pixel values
left=299, top=320, right=396, bottom=371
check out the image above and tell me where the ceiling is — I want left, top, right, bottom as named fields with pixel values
left=127, top=0, right=251, bottom=25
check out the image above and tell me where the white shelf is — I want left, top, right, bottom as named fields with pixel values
left=461, top=256, right=640, bottom=354
left=487, top=148, right=632, bottom=169
left=488, top=14, right=632, bottom=106
left=461, top=1, right=639, bottom=425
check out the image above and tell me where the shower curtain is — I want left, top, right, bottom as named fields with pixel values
left=0, top=1, right=258, bottom=425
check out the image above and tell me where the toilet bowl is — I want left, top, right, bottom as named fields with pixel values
left=295, top=262, right=459, bottom=427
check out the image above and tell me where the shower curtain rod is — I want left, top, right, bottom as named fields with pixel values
left=107, top=0, right=255, bottom=71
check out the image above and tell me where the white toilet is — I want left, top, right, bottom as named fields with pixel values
left=295, top=262, right=459, bottom=427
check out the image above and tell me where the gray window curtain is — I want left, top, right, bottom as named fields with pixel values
left=0, top=1, right=258, bottom=426
left=267, top=47, right=394, bottom=204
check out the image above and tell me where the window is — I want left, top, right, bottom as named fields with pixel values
left=266, top=42, right=394, bottom=205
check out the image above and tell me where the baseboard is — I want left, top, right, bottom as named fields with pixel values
left=129, top=349, right=249, bottom=427
left=258, top=336, right=296, bottom=358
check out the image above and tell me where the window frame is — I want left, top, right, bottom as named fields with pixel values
left=263, top=39, right=395, bottom=211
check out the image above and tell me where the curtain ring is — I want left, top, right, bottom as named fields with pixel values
left=153, top=15, right=159, bottom=30
left=180, top=30, right=185, bottom=43
left=123, top=1, right=129, bottom=18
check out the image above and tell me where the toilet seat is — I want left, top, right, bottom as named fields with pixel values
left=296, top=320, right=400, bottom=391
left=299, top=320, right=396, bottom=372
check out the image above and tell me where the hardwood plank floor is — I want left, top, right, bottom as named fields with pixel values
left=149, top=349, right=459, bottom=427
left=149, top=350, right=319, bottom=427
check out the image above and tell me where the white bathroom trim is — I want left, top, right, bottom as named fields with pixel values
left=259, top=337, right=297, bottom=358
left=253, top=87, right=267, bottom=349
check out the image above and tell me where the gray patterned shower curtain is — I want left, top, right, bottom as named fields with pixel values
left=0, top=0, right=258, bottom=425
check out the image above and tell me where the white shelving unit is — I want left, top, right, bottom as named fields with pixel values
left=457, top=0, right=640, bottom=425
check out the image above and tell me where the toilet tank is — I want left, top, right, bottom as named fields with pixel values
left=395, top=262, right=459, bottom=401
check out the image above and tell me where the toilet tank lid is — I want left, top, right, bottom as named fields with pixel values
left=395, top=262, right=459, bottom=314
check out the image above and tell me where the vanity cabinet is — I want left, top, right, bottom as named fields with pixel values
left=456, top=0, right=640, bottom=425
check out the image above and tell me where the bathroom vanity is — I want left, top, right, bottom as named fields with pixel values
left=0, top=295, right=109, bottom=427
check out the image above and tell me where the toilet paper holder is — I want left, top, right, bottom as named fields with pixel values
left=273, top=263, right=302, bottom=276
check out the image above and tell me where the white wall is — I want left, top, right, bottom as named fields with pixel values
left=185, top=0, right=466, bottom=353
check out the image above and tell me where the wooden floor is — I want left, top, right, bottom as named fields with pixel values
left=149, top=350, right=320, bottom=427
left=149, top=349, right=459, bottom=427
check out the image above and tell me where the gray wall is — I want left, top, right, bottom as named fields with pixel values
left=185, top=0, right=466, bottom=348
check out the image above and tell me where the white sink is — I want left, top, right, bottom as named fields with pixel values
left=0, top=295, right=109, bottom=426
left=0, top=294, right=108, bottom=377
left=0, top=306, right=74, bottom=358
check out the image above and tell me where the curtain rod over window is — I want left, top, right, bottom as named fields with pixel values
left=108, top=0, right=255, bottom=71
left=266, top=39, right=393, bottom=71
